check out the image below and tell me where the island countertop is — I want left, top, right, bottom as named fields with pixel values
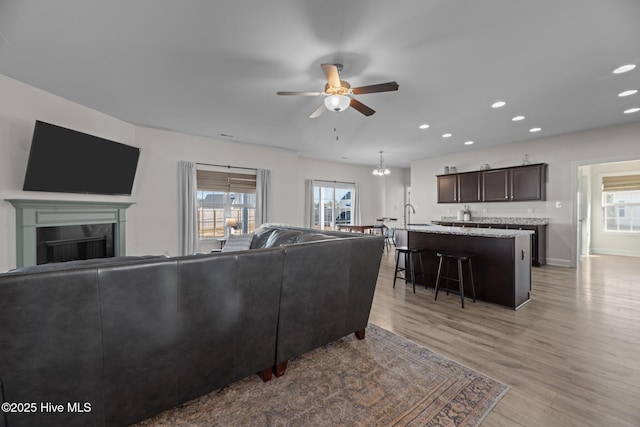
left=435, top=216, right=549, bottom=225
left=403, top=224, right=534, bottom=238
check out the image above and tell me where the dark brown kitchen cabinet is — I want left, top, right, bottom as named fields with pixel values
left=511, top=164, right=547, bottom=201
left=507, top=224, right=547, bottom=266
left=438, top=163, right=547, bottom=203
left=482, top=169, right=510, bottom=201
left=458, top=172, right=482, bottom=202
left=437, top=174, right=458, bottom=203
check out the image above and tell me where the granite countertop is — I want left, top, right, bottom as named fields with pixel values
left=436, top=216, right=549, bottom=225
left=405, top=224, right=534, bottom=238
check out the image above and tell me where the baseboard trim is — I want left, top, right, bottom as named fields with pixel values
left=546, top=258, right=572, bottom=267
left=591, top=248, right=640, bottom=258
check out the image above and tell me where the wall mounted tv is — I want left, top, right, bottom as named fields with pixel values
left=23, top=121, right=141, bottom=195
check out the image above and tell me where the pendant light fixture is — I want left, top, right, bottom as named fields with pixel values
left=372, top=151, right=391, bottom=176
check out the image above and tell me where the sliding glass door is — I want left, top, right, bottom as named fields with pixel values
left=313, top=182, right=354, bottom=231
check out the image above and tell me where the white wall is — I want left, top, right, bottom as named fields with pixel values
left=0, top=74, right=397, bottom=270
left=589, top=160, right=640, bottom=257
left=410, top=122, right=640, bottom=267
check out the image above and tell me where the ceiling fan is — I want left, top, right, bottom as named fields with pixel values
left=277, top=63, right=399, bottom=118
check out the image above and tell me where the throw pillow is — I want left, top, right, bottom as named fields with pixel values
left=221, top=233, right=255, bottom=253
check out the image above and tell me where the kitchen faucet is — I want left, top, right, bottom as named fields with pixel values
left=404, top=203, right=416, bottom=227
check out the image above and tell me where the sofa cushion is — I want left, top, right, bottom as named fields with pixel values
left=295, top=233, right=338, bottom=243
left=263, top=229, right=304, bottom=248
left=251, top=227, right=278, bottom=249
left=5, top=256, right=166, bottom=274
left=221, top=233, right=255, bottom=253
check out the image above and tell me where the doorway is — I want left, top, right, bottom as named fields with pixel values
left=575, top=159, right=640, bottom=265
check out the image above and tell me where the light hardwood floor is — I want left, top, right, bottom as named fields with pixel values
left=368, top=250, right=640, bottom=427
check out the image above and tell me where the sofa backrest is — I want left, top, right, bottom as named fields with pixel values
left=0, top=267, right=104, bottom=427
left=275, top=232, right=384, bottom=365
left=0, top=249, right=284, bottom=427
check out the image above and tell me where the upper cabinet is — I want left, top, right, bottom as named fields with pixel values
left=437, top=163, right=547, bottom=203
left=437, top=174, right=458, bottom=203
left=510, top=164, right=546, bottom=201
left=458, top=172, right=482, bottom=202
left=482, top=169, right=510, bottom=201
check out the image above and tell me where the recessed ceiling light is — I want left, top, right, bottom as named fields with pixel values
left=442, top=133, right=452, bottom=138
left=624, top=107, right=640, bottom=114
left=613, top=64, right=636, bottom=74
left=491, top=101, right=506, bottom=108
left=529, top=127, right=542, bottom=133
left=618, top=89, right=638, bottom=97
left=464, top=141, right=474, bottom=145
left=512, top=115, right=525, bottom=121
left=419, top=123, right=430, bottom=129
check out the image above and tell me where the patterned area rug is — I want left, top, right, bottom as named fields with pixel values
left=136, top=324, right=507, bottom=426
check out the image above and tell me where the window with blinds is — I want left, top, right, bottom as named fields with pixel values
left=196, top=170, right=256, bottom=238
left=196, top=170, right=257, bottom=193
left=602, top=174, right=640, bottom=233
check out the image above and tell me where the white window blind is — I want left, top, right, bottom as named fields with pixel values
left=196, top=170, right=256, bottom=193
left=602, top=174, right=640, bottom=192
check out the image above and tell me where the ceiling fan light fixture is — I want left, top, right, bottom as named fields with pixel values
left=324, top=95, right=351, bottom=112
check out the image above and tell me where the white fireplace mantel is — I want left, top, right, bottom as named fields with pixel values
left=6, top=199, right=133, bottom=268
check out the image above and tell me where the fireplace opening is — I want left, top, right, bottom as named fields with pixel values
left=36, top=224, right=115, bottom=265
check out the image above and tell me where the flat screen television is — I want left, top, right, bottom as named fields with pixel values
left=23, top=121, right=141, bottom=195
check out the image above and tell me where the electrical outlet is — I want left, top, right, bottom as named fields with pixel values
left=555, top=201, right=562, bottom=208
left=482, top=208, right=488, bottom=214
left=528, top=208, right=534, bottom=213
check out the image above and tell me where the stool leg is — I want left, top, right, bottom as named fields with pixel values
left=393, top=250, right=400, bottom=288
left=410, top=253, right=416, bottom=293
left=418, top=251, right=426, bottom=289
left=458, top=259, right=465, bottom=308
left=405, top=252, right=410, bottom=285
left=445, top=258, right=451, bottom=296
left=434, top=256, right=443, bottom=301
left=468, top=258, right=476, bottom=302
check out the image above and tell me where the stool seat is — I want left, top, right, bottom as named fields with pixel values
left=393, top=247, right=426, bottom=293
left=397, top=246, right=424, bottom=253
left=434, top=252, right=476, bottom=308
left=436, top=251, right=471, bottom=260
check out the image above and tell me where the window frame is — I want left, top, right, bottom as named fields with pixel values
left=196, top=168, right=257, bottom=240
left=312, top=181, right=355, bottom=231
left=601, top=172, right=640, bottom=234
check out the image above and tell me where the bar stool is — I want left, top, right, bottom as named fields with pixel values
left=393, top=246, right=426, bottom=293
left=434, top=252, right=476, bottom=308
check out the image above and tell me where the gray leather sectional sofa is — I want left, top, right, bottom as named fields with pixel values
left=0, top=225, right=384, bottom=427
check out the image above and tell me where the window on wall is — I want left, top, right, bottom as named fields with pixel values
left=602, top=174, right=640, bottom=233
left=312, top=181, right=354, bottom=231
left=197, top=170, right=256, bottom=238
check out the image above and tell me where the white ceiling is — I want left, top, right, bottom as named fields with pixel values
left=1, top=0, right=639, bottom=168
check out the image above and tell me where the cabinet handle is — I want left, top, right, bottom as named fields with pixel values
left=521, top=250, right=526, bottom=260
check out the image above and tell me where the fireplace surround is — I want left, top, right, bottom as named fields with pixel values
left=7, top=199, right=133, bottom=268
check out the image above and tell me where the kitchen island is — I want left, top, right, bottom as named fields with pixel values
left=396, top=225, right=533, bottom=309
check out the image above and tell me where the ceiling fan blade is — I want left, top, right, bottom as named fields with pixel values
left=277, top=91, right=323, bottom=96
left=309, top=103, right=326, bottom=118
left=321, top=64, right=341, bottom=88
left=349, top=98, right=376, bottom=116
left=352, top=81, right=399, bottom=95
